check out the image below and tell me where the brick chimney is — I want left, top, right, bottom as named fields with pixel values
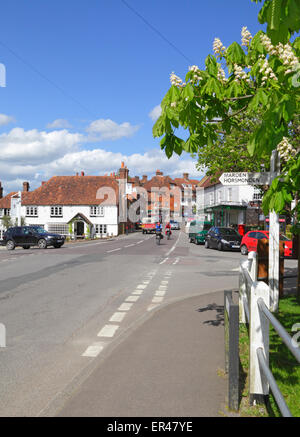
left=141, top=175, right=148, bottom=184
left=156, top=170, right=163, bottom=176
left=183, top=172, right=189, bottom=180
left=118, top=162, right=129, bottom=180
left=0, top=181, right=3, bottom=199
left=23, top=181, right=30, bottom=192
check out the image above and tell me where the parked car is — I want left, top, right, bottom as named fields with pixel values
left=205, top=227, right=242, bottom=251
left=170, top=220, right=180, bottom=230
left=189, top=221, right=212, bottom=245
left=0, top=226, right=65, bottom=250
left=240, top=230, right=292, bottom=257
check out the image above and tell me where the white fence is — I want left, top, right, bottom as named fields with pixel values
left=239, top=252, right=300, bottom=416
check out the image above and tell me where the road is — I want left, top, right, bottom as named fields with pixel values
left=0, top=231, right=296, bottom=416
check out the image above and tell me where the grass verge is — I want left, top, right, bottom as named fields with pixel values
left=238, top=296, right=300, bottom=417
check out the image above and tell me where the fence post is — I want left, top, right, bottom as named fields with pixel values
left=224, top=290, right=239, bottom=411
left=239, top=260, right=248, bottom=323
left=248, top=251, right=257, bottom=282
left=249, top=281, right=270, bottom=405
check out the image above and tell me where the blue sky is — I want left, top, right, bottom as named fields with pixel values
left=0, top=0, right=263, bottom=194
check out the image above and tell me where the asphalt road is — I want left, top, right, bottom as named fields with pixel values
left=0, top=231, right=296, bottom=416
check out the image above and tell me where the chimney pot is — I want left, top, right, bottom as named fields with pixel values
left=81, top=171, right=85, bottom=176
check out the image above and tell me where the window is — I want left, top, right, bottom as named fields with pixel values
left=210, top=193, right=214, bottom=205
left=218, top=191, right=222, bottom=203
left=95, top=224, right=107, bottom=234
left=47, top=223, right=68, bottom=235
left=0, top=208, right=10, bottom=216
left=90, top=206, right=104, bottom=217
left=50, top=206, right=63, bottom=217
left=26, top=206, right=38, bottom=217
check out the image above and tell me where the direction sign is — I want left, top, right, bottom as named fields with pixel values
left=219, top=172, right=270, bottom=186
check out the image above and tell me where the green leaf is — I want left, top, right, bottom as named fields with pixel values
left=226, top=41, right=246, bottom=65
left=182, top=83, right=194, bottom=100
left=248, top=88, right=269, bottom=111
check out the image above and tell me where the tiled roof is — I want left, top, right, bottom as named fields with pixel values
left=198, top=175, right=220, bottom=188
left=0, top=192, right=18, bottom=209
left=22, top=176, right=120, bottom=206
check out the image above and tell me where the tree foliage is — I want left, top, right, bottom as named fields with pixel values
left=153, top=10, right=300, bottom=219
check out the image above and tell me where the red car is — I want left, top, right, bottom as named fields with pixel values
left=240, top=230, right=292, bottom=257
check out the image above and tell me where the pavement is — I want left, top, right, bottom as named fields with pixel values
left=57, top=290, right=227, bottom=417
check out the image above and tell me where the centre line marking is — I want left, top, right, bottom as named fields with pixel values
left=136, top=284, right=147, bottom=289
left=152, top=296, right=163, bottom=303
left=159, top=257, right=169, bottom=265
left=125, top=295, right=140, bottom=302
left=109, top=312, right=126, bottom=323
left=132, top=289, right=143, bottom=295
left=97, top=325, right=119, bottom=338
left=118, top=302, right=133, bottom=311
left=155, top=290, right=166, bottom=297
left=107, top=248, right=121, bottom=253
left=82, top=342, right=106, bottom=358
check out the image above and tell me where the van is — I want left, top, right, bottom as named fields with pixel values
left=188, top=221, right=212, bottom=245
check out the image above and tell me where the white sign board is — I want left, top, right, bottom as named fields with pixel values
left=220, top=172, right=270, bottom=186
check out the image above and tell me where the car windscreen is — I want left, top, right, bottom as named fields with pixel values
left=219, top=228, right=240, bottom=236
left=30, top=227, right=47, bottom=234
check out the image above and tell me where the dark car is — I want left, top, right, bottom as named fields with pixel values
left=205, top=226, right=242, bottom=251
left=1, top=226, right=65, bottom=250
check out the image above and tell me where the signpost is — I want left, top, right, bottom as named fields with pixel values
left=219, top=172, right=270, bottom=186
left=220, top=152, right=281, bottom=312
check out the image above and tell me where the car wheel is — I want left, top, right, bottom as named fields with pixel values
left=23, top=245, right=30, bottom=249
left=38, top=238, right=47, bottom=249
left=240, top=244, right=248, bottom=256
left=196, top=239, right=201, bottom=245
left=217, top=242, right=223, bottom=251
left=6, top=240, right=15, bottom=250
left=205, top=240, right=210, bottom=249
left=189, top=238, right=193, bottom=243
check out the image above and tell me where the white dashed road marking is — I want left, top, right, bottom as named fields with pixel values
left=109, top=312, right=126, bottom=323
left=97, top=324, right=119, bottom=338
left=82, top=342, right=106, bottom=357
left=118, top=302, right=134, bottom=311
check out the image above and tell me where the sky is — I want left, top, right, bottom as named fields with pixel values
left=0, top=0, right=264, bottom=195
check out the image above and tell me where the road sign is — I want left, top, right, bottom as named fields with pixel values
left=219, top=172, right=270, bottom=186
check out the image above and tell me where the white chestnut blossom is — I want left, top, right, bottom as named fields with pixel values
left=233, top=64, right=249, bottom=83
left=213, top=38, right=226, bottom=57
left=241, top=26, right=252, bottom=47
left=170, top=72, right=184, bottom=87
left=277, top=137, right=297, bottom=162
left=258, top=58, right=278, bottom=84
left=260, top=34, right=299, bottom=75
left=217, top=64, right=227, bottom=82
left=189, top=65, right=202, bottom=83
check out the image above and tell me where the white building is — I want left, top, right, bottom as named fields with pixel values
left=198, top=175, right=262, bottom=227
left=0, top=166, right=130, bottom=238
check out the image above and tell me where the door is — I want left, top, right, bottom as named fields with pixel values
left=76, top=221, right=84, bottom=236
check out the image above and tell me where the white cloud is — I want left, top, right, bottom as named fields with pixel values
left=47, top=119, right=72, bottom=129
left=0, top=128, right=83, bottom=164
left=86, top=119, right=140, bottom=141
left=0, top=114, right=15, bottom=126
left=149, top=105, right=162, bottom=121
